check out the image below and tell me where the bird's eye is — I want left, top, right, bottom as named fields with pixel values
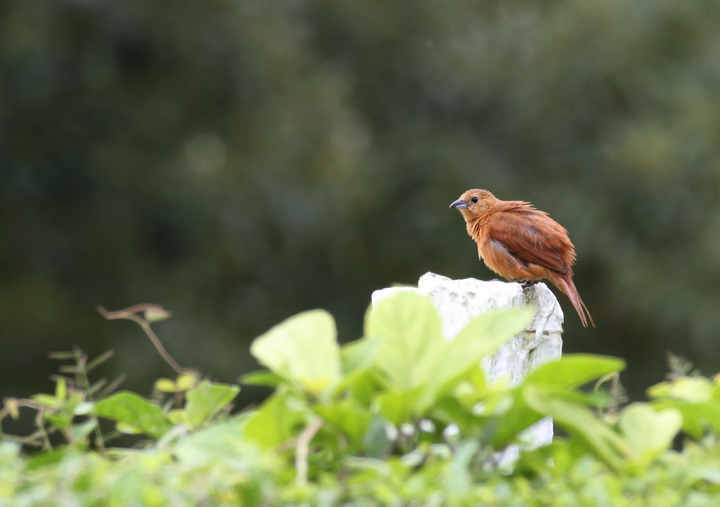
left=471, top=197, right=479, bottom=203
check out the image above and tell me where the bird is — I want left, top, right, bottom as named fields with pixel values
left=450, top=189, right=594, bottom=328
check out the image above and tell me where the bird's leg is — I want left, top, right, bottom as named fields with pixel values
left=521, top=280, right=538, bottom=289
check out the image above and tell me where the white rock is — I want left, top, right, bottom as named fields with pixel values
left=372, top=272, right=563, bottom=462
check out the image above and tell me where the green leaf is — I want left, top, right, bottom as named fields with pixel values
left=116, top=422, right=143, bottom=434
left=334, top=338, right=382, bottom=398
left=373, top=388, right=422, bottom=426
left=444, top=440, right=479, bottom=502
left=70, top=418, right=98, bottom=442
left=26, top=450, right=65, bottom=470
left=184, top=381, right=240, bottom=429
left=337, top=337, right=382, bottom=395
left=362, top=414, right=393, bottom=458
left=314, top=400, right=371, bottom=442
left=524, top=354, right=626, bottom=389
left=431, top=397, right=484, bottom=435
left=243, top=388, right=308, bottom=448
left=653, top=401, right=720, bottom=439
left=490, top=391, right=544, bottom=448
left=344, top=369, right=381, bottom=407
left=414, top=308, right=533, bottom=412
left=46, top=411, right=73, bottom=431
left=176, top=372, right=199, bottom=392
left=648, top=377, right=713, bottom=404
left=174, top=420, right=258, bottom=464
left=619, top=403, right=682, bottom=462
left=154, top=378, right=177, bottom=393
left=73, top=402, right=94, bottom=416
left=93, top=392, right=172, bottom=438
left=523, top=386, right=630, bottom=468
left=241, top=371, right=284, bottom=387
left=250, top=309, right=342, bottom=396
left=55, top=377, right=67, bottom=401
left=365, top=292, right=443, bottom=390
left=31, top=394, right=63, bottom=408
left=341, top=337, right=381, bottom=376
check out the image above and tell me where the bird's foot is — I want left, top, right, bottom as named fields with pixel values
left=521, top=280, right=539, bottom=289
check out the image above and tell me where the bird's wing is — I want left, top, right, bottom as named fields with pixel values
left=485, top=207, right=573, bottom=275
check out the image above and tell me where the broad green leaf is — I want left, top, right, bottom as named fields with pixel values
left=184, top=381, right=240, bottom=429
left=490, top=391, right=544, bottom=448
left=444, top=440, right=479, bottom=502
left=690, top=467, right=720, bottom=485
left=365, top=293, right=443, bottom=389
left=174, top=420, right=259, bottom=464
left=167, top=409, right=185, bottom=425
left=523, top=386, right=630, bottom=468
left=652, top=401, right=720, bottom=439
left=524, top=355, right=626, bottom=389
left=685, top=403, right=720, bottom=435
left=243, top=389, right=308, bottom=448
left=335, top=337, right=382, bottom=395
left=648, top=377, right=713, bottom=404
left=414, top=308, right=533, bottom=412
left=341, top=337, right=381, bottom=375
left=619, top=403, right=682, bottom=462
left=314, top=400, right=371, bottom=442
left=250, top=309, right=342, bottom=396
left=70, top=418, right=98, bottom=442
left=73, top=402, right=94, bottom=416
left=431, top=397, right=484, bottom=435
left=46, top=411, right=73, bottom=431
left=25, top=450, right=65, bottom=470
left=116, top=422, right=143, bottom=434
left=93, top=392, right=171, bottom=438
left=344, top=369, right=381, bottom=407
left=373, top=388, right=422, bottom=426
left=241, top=371, right=284, bottom=387
left=362, top=414, right=393, bottom=458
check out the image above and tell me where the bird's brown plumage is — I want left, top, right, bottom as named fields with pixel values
left=450, top=189, right=595, bottom=328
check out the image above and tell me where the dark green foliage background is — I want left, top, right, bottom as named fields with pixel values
left=2, top=0, right=720, bottom=415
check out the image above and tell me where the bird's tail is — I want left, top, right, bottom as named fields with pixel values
left=549, top=273, right=595, bottom=328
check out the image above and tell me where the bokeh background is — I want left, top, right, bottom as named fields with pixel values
left=3, top=0, right=720, bottom=430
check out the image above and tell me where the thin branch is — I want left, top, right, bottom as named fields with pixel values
left=295, top=417, right=323, bottom=486
left=97, top=305, right=185, bottom=375
left=72, top=348, right=106, bottom=454
left=0, top=398, right=45, bottom=422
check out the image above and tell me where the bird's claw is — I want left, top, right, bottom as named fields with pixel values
left=521, top=280, right=538, bottom=289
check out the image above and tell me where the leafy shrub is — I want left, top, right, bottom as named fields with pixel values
left=2, top=292, right=720, bottom=506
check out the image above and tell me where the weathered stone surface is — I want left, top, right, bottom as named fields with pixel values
left=372, top=272, right=564, bottom=461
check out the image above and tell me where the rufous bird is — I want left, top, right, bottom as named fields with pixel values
left=450, top=189, right=594, bottom=327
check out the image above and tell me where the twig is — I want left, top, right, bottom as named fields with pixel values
left=295, top=417, right=323, bottom=486
left=35, top=407, right=52, bottom=451
left=0, top=398, right=45, bottom=422
left=97, top=305, right=185, bottom=375
left=71, top=347, right=106, bottom=453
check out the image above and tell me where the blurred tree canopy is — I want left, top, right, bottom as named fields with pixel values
left=2, top=0, right=720, bottom=415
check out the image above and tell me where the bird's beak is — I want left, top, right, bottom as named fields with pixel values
left=449, top=199, right=468, bottom=209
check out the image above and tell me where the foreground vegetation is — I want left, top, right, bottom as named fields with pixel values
left=2, top=293, right=720, bottom=506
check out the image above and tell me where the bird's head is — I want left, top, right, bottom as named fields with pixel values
left=449, top=189, right=496, bottom=221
